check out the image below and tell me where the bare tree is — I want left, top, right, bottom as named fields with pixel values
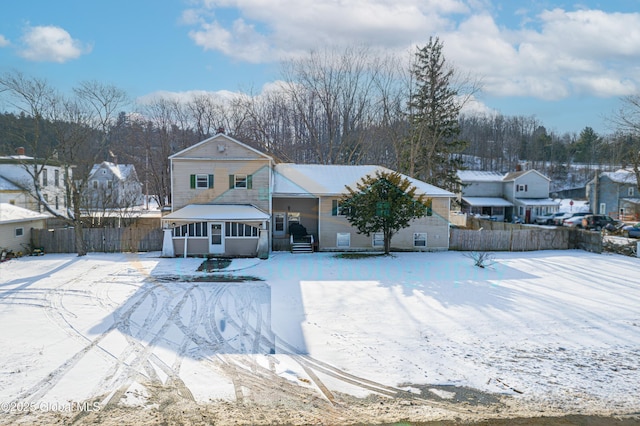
left=280, top=46, right=385, bottom=165
left=611, top=95, right=640, bottom=191
left=0, top=71, right=128, bottom=255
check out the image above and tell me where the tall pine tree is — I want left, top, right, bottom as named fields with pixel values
left=403, top=37, right=467, bottom=193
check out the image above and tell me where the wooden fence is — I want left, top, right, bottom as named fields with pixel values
left=32, top=227, right=163, bottom=253
left=451, top=221, right=603, bottom=252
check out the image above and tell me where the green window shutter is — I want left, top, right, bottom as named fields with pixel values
left=229, top=174, right=234, bottom=189
left=247, top=174, right=253, bottom=189
left=208, top=174, right=214, bottom=188
left=332, top=199, right=338, bottom=216
left=190, top=174, right=195, bottom=189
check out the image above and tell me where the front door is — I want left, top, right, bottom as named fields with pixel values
left=209, top=222, right=224, bottom=254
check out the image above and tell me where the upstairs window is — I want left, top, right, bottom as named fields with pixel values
left=190, top=174, right=214, bottom=189
left=629, top=186, right=635, bottom=197
left=516, top=184, right=527, bottom=192
left=42, top=169, right=48, bottom=186
left=331, top=200, right=352, bottom=216
left=228, top=174, right=253, bottom=189
left=54, top=169, right=60, bottom=187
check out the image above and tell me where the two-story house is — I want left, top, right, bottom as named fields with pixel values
left=84, top=161, right=144, bottom=210
left=458, top=168, right=559, bottom=223
left=161, top=133, right=454, bottom=258
left=0, top=147, right=70, bottom=217
left=586, top=169, right=639, bottom=221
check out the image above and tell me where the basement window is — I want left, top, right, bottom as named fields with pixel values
left=413, top=233, right=427, bottom=247
left=337, top=232, right=350, bottom=248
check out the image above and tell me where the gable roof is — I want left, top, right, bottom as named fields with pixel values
left=0, top=203, right=49, bottom=224
left=273, top=164, right=454, bottom=197
left=169, top=133, right=272, bottom=161
left=503, top=169, right=550, bottom=182
left=89, top=162, right=137, bottom=181
left=600, top=169, right=637, bottom=185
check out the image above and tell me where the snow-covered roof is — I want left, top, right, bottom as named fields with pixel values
left=503, top=169, right=550, bottom=182
left=457, top=170, right=504, bottom=182
left=462, top=197, right=514, bottom=207
left=0, top=203, right=49, bottom=224
left=515, top=198, right=560, bottom=206
left=601, top=169, right=637, bottom=184
left=89, top=162, right=136, bottom=181
left=0, top=175, right=23, bottom=191
left=163, top=204, right=269, bottom=222
left=273, top=164, right=454, bottom=197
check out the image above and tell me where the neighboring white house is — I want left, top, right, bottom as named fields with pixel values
left=458, top=168, right=560, bottom=223
left=161, top=133, right=454, bottom=258
left=0, top=203, right=49, bottom=253
left=84, top=162, right=143, bottom=210
left=0, top=148, right=70, bottom=216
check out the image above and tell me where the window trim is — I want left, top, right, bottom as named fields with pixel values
left=15, top=227, right=24, bottom=238
left=173, top=222, right=208, bottom=238
left=413, top=232, right=427, bottom=247
left=331, top=199, right=351, bottom=216
left=224, top=222, right=259, bottom=238
left=195, top=174, right=209, bottom=189
left=336, top=232, right=350, bottom=248
left=234, top=174, right=247, bottom=189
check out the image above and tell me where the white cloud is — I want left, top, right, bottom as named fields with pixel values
left=182, top=2, right=640, bottom=101
left=441, top=8, right=640, bottom=100
left=136, top=89, right=242, bottom=106
left=185, top=0, right=467, bottom=62
left=18, top=25, right=91, bottom=63
left=0, top=35, right=9, bottom=47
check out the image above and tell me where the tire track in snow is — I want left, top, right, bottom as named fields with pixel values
left=101, top=283, right=198, bottom=409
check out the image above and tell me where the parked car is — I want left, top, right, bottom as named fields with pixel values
left=562, top=216, right=584, bottom=228
left=582, top=214, right=618, bottom=231
left=535, top=212, right=565, bottom=225
left=553, top=211, right=590, bottom=226
left=622, top=222, right=640, bottom=238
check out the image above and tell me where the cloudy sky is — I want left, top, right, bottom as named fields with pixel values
left=1, top=0, right=639, bottom=134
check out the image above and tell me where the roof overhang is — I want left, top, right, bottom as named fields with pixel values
left=514, top=198, right=560, bottom=207
left=462, top=197, right=514, bottom=207
left=162, top=204, right=269, bottom=222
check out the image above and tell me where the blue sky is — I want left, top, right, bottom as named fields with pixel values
left=1, top=0, right=639, bottom=135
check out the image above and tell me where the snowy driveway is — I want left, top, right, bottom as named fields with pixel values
left=0, top=250, right=639, bottom=423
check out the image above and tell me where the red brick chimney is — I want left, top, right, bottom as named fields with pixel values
left=16, top=147, right=25, bottom=156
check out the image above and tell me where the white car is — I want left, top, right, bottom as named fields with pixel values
left=535, top=212, right=565, bottom=225
left=562, top=216, right=584, bottom=228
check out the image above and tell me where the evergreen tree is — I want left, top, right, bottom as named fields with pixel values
left=340, top=170, right=429, bottom=254
left=403, top=36, right=467, bottom=193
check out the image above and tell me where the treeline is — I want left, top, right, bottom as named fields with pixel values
left=1, top=46, right=639, bottom=207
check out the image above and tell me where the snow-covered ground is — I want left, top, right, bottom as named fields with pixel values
left=0, top=250, right=639, bottom=424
